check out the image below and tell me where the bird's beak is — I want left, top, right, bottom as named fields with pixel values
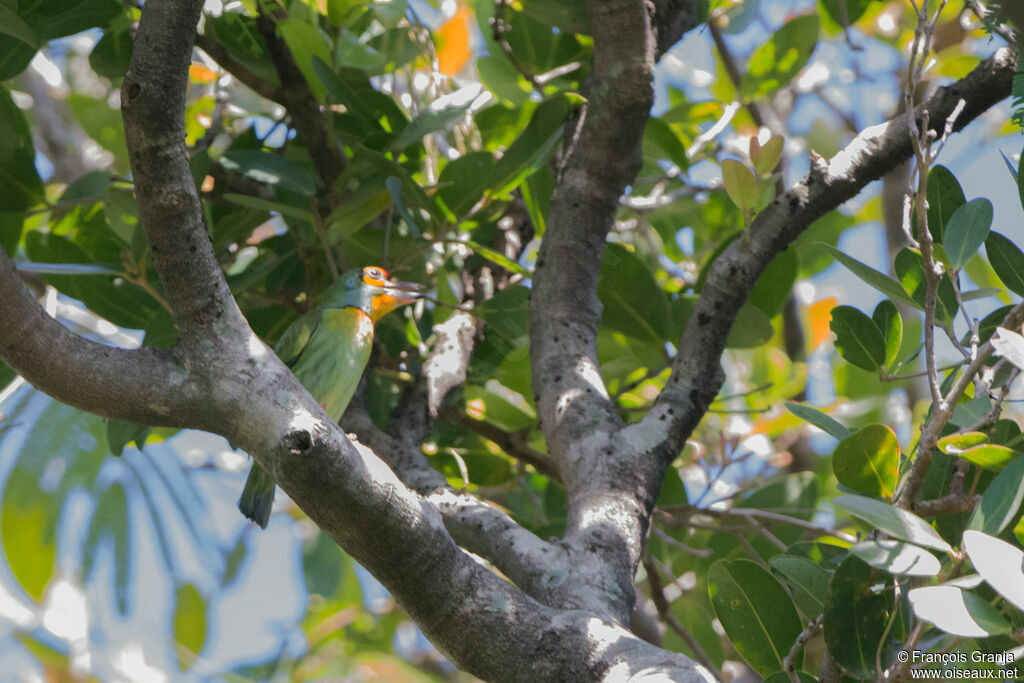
left=387, top=279, right=425, bottom=302
left=371, top=278, right=425, bottom=322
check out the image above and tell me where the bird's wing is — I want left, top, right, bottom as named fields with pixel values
left=274, top=308, right=322, bottom=368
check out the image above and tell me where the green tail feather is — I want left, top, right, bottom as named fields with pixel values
left=238, top=462, right=275, bottom=528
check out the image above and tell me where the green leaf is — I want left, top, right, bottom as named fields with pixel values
left=835, top=494, right=953, bottom=553
left=105, top=419, right=150, bottom=457
left=963, top=530, right=1024, bottom=611
left=829, top=305, right=886, bottom=372
left=0, top=86, right=44, bottom=210
left=219, top=150, right=318, bottom=196
left=821, top=0, right=873, bottom=28
left=951, top=394, right=991, bottom=428
left=89, top=27, right=133, bottom=81
left=0, top=5, right=36, bottom=48
left=833, top=424, right=899, bottom=499
left=818, top=243, right=918, bottom=308
left=520, top=0, right=590, bottom=34
left=785, top=402, right=851, bottom=440
left=521, top=163, right=552, bottom=236
left=277, top=18, right=332, bottom=102
left=1, top=472, right=56, bottom=601
left=598, top=244, right=673, bottom=344
left=751, top=135, right=784, bottom=175
left=708, top=559, right=803, bottom=677
left=925, top=165, right=965, bottom=243
left=768, top=554, right=830, bottom=620
left=223, top=193, right=315, bottom=222
left=726, top=302, right=774, bottom=349
left=721, top=159, right=758, bottom=212
left=968, top=456, right=1024, bottom=536
left=68, top=92, right=130, bottom=172
left=393, top=95, right=475, bottom=150
left=645, top=117, right=690, bottom=173
left=872, top=300, right=902, bottom=368
left=487, top=93, right=581, bottom=200
left=849, top=540, right=941, bottom=576
left=893, top=248, right=958, bottom=324
left=908, top=585, right=1011, bottom=637
left=464, top=238, right=531, bottom=278
left=173, top=583, right=207, bottom=670
left=823, top=556, right=897, bottom=680
left=749, top=248, right=797, bottom=317
left=985, top=231, right=1024, bottom=297
left=741, top=14, right=820, bottom=99
left=943, top=198, right=993, bottom=270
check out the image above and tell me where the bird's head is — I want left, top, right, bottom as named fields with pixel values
left=322, top=266, right=423, bottom=322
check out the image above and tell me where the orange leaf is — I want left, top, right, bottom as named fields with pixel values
left=437, top=6, right=473, bottom=76
left=190, top=63, right=217, bottom=83
left=807, top=296, right=838, bottom=350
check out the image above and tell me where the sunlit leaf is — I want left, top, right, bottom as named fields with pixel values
left=835, top=494, right=952, bottom=553
left=943, top=198, right=993, bottom=270
left=741, top=14, right=820, bottom=99
left=833, top=424, right=899, bottom=499
left=721, top=159, right=758, bottom=212
left=909, top=585, right=1010, bottom=638
left=849, top=540, right=940, bottom=577
left=818, top=244, right=918, bottom=309
left=785, top=402, right=851, bottom=440
left=174, top=583, right=207, bottom=670
left=829, top=305, right=885, bottom=372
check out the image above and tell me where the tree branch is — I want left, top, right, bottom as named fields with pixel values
left=194, top=32, right=285, bottom=104
left=528, top=0, right=658, bottom=623
left=642, top=46, right=1017, bottom=480
left=255, top=7, right=345, bottom=192
left=121, top=0, right=249, bottom=342
left=2, top=3, right=717, bottom=678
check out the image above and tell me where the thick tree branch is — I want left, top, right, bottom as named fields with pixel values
left=194, top=32, right=285, bottom=104
left=1, top=2, right=716, bottom=679
left=650, top=0, right=700, bottom=59
left=121, top=0, right=248, bottom=342
left=0, top=250, right=190, bottom=426
left=642, top=47, right=1017, bottom=476
left=529, top=0, right=657, bottom=622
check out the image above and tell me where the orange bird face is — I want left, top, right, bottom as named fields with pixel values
left=361, top=266, right=424, bottom=322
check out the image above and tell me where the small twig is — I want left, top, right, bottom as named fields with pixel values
left=491, top=0, right=540, bottom=91
left=643, top=555, right=723, bottom=679
left=783, top=615, right=823, bottom=683
left=651, top=526, right=713, bottom=558
left=311, top=210, right=339, bottom=280
left=660, top=504, right=858, bottom=544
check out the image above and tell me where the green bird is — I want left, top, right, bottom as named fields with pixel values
left=238, top=265, right=423, bottom=528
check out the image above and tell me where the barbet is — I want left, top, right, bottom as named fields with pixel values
left=238, top=266, right=422, bottom=527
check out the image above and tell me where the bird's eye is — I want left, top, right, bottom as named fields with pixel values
left=363, top=267, right=389, bottom=286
